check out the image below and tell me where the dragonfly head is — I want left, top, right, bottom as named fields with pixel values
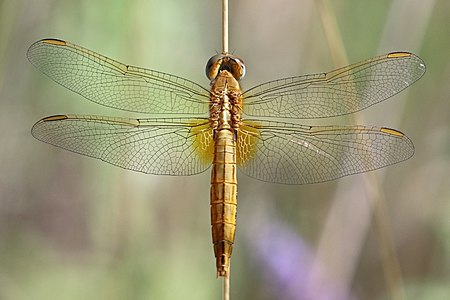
left=206, top=54, right=246, bottom=81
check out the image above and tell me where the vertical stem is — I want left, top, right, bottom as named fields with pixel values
left=222, top=0, right=229, bottom=53
left=223, top=266, right=230, bottom=300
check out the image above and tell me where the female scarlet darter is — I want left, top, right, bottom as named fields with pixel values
left=28, top=36, right=425, bottom=277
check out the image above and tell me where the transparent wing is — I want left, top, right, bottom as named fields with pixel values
left=243, top=52, right=425, bottom=119
left=31, top=115, right=214, bottom=175
left=27, top=39, right=210, bottom=115
left=237, top=120, right=414, bottom=184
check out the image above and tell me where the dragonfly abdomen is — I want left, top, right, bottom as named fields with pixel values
left=210, top=128, right=237, bottom=277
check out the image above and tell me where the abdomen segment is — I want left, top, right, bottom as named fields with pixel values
left=210, top=129, right=237, bottom=277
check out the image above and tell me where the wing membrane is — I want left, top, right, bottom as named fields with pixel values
left=243, top=52, right=425, bottom=119
left=31, top=115, right=213, bottom=175
left=27, top=39, right=210, bottom=115
left=238, top=120, right=414, bottom=184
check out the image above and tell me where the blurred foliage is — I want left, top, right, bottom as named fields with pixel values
left=0, top=0, right=449, bottom=299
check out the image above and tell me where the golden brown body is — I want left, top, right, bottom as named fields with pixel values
left=209, top=70, right=243, bottom=277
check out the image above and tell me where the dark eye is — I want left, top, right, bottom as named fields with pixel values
left=230, top=57, right=246, bottom=80
left=205, top=54, right=246, bottom=80
left=205, top=54, right=222, bottom=80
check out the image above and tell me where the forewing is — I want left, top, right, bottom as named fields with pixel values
left=32, top=115, right=214, bottom=175
left=27, top=39, right=210, bottom=115
left=243, top=52, right=425, bottom=119
left=237, top=120, right=414, bottom=184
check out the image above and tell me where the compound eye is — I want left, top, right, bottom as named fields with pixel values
left=205, top=54, right=222, bottom=80
left=205, top=54, right=246, bottom=80
left=230, top=57, right=246, bottom=80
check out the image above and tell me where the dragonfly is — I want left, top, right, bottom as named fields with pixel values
left=28, top=38, right=425, bottom=277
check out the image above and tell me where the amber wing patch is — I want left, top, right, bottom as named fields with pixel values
left=191, top=121, right=214, bottom=165
left=237, top=121, right=261, bottom=166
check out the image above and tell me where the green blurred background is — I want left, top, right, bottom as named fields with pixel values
left=1, top=0, right=449, bottom=299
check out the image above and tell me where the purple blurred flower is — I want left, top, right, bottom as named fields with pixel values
left=246, top=215, right=355, bottom=300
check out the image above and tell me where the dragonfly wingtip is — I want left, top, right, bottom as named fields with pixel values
left=380, top=127, right=405, bottom=137
left=42, top=39, right=67, bottom=46
left=42, top=115, right=69, bottom=122
left=387, top=52, right=412, bottom=58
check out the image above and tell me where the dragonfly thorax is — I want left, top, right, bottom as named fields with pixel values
left=209, top=70, right=243, bottom=132
left=206, top=54, right=246, bottom=81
